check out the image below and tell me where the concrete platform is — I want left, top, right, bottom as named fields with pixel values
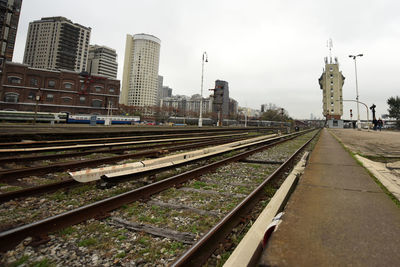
left=260, top=129, right=400, bottom=266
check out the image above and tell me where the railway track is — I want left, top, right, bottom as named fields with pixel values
left=0, top=130, right=251, bottom=149
left=0, top=126, right=275, bottom=143
left=0, top=134, right=248, bottom=181
left=0, top=129, right=319, bottom=266
left=0, top=136, right=250, bottom=202
left=0, top=133, right=251, bottom=155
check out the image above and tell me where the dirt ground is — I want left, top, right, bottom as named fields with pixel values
left=329, top=129, right=400, bottom=159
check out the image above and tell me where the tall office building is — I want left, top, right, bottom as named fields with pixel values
left=0, top=0, right=22, bottom=67
left=87, top=45, right=118, bottom=78
left=120, top=33, right=160, bottom=107
left=318, top=56, right=345, bottom=120
left=23, top=17, right=91, bottom=72
left=161, top=86, right=172, bottom=98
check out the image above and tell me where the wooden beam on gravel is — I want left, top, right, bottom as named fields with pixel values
left=109, top=217, right=196, bottom=244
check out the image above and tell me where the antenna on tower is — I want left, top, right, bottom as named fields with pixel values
left=327, top=38, right=333, bottom=63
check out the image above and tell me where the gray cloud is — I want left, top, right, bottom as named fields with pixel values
left=13, top=0, right=400, bottom=119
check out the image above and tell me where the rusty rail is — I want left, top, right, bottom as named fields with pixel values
left=0, top=130, right=247, bottom=148
left=0, top=136, right=246, bottom=182
left=0, top=137, right=247, bottom=202
left=0, top=130, right=313, bottom=252
left=172, top=130, right=319, bottom=266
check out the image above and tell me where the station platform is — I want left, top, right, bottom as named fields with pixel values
left=260, top=129, right=400, bottom=266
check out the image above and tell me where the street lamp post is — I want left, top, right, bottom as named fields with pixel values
left=349, top=54, right=363, bottom=130
left=33, top=90, right=41, bottom=125
left=198, top=52, right=208, bottom=127
left=338, top=99, right=370, bottom=131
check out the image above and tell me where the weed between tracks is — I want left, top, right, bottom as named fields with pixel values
left=2, top=130, right=319, bottom=266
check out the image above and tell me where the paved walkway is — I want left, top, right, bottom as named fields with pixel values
left=260, top=129, right=400, bottom=266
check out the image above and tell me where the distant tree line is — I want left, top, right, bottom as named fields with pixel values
left=260, top=103, right=292, bottom=121
left=387, top=96, right=400, bottom=128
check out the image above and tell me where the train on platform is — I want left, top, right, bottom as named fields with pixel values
left=0, top=110, right=140, bottom=125
left=167, top=116, right=291, bottom=127
left=0, top=110, right=67, bottom=123
left=67, top=114, right=140, bottom=125
left=167, top=117, right=214, bottom=126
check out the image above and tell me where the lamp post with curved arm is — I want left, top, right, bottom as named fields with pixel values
left=198, top=52, right=208, bottom=127
left=349, top=54, right=363, bottom=130
left=338, top=99, right=369, bottom=131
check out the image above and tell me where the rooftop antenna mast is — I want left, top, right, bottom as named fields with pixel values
left=327, top=38, right=333, bottom=63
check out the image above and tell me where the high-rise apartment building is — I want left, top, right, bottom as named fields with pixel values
left=161, top=86, right=172, bottom=98
left=23, top=17, right=91, bottom=72
left=120, top=33, right=160, bottom=107
left=87, top=45, right=118, bottom=79
left=0, top=0, right=22, bottom=67
left=318, top=56, right=345, bottom=120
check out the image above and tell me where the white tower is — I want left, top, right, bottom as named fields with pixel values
left=318, top=39, right=345, bottom=120
left=120, top=34, right=161, bottom=107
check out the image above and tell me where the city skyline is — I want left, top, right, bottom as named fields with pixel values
left=11, top=0, right=400, bottom=119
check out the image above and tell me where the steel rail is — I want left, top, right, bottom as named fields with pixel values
left=0, top=130, right=248, bottom=148
left=0, top=136, right=251, bottom=202
left=0, top=179, right=78, bottom=203
left=0, top=127, right=273, bottom=143
left=0, top=130, right=312, bottom=252
left=172, top=130, right=319, bottom=266
left=0, top=136, right=247, bottom=182
left=0, top=133, right=248, bottom=155
left=0, top=135, right=248, bottom=165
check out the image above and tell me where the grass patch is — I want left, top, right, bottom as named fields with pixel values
left=0, top=185, right=22, bottom=192
left=69, top=184, right=93, bottom=195
left=58, top=226, right=76, bottom=236
left=31, top=258, right=53, bottom=267
left=47, top=190, right=67, bottom=201
left=192, top=181, right=208, bottom=189
left=78, top=237, right=97, bottom=247
left=115, top=251, right=126, bottom=258
left=11, top=255, right=29, bottom=267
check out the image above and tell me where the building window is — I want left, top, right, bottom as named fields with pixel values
left=79, top=96, right=86, bottom=103
left=46, top=94, right=54, bottom=102
left=92, top=99, right=102, bottom=107
left=62, top=97, right=72, bottom=103
left=28, top=91, right=36, bottom=100
left=30, top=78, right=38, bottom=87
left=95, top=86, right=102, bottom=93
left=48, top=80, right=56, bottom=88
left=330, top=67, right=333, bottom=71
left=109, top=88, right=115, bottom=93
left=64, top=82, right=73, bottom=89
left=7, top=76, right=22, bottom=84
left=4, top=93, right=19, bottom=103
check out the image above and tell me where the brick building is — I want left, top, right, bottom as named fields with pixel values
left=0, top=62, right=120, bottom=115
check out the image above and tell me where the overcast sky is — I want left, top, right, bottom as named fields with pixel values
left=13, top=0, right=400, bottom=119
